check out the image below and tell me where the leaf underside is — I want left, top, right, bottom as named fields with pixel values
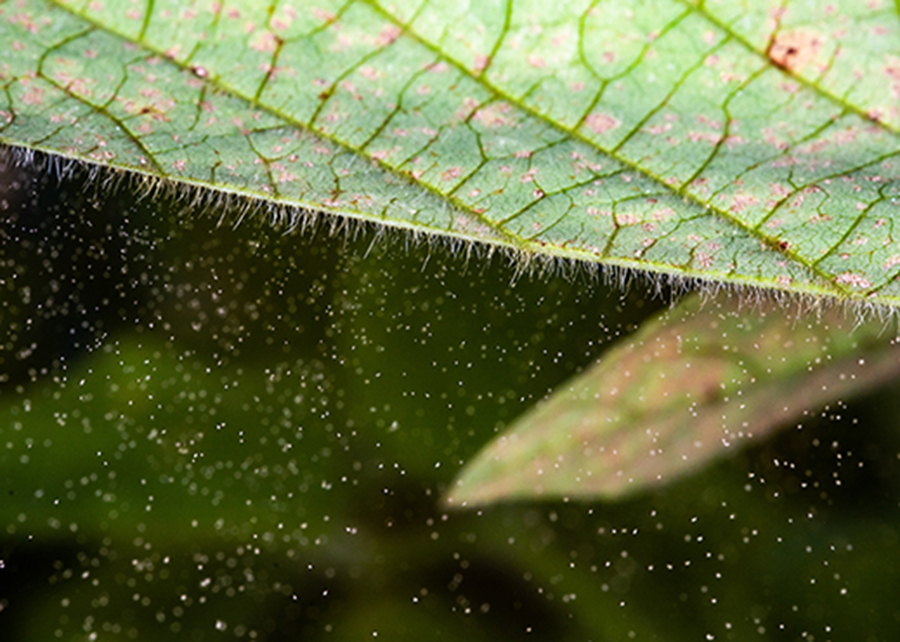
left=445, top=293, right=900, bottom=507
left=2, top=0, right=900, bottom=304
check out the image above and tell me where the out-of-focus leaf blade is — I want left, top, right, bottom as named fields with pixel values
left=445, top=296, right=900, bottom=507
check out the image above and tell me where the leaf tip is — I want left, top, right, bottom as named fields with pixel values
left=441, top=480, right=474, bottom=511
left=441, top=474, right=500, bottom=510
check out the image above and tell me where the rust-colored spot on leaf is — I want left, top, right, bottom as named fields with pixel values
left=250, top=30, right=279, bottom=53
left=21, top=85, right=44, bottom=106
left=472, top=102, right=512, bottom=127
left=767, top=30, right=823, bottom=73
left=584, top=112, right=620, bottom=135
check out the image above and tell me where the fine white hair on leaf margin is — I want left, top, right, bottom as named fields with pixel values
left=3, top=144, right=898, bottom=326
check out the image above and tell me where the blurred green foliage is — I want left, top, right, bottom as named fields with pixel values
left=2, top=158, right=900, bottom=641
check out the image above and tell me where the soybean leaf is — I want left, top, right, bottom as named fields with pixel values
left=2, top=1, right=900, bottom=305
left=445, top=294, right=900, bottom=507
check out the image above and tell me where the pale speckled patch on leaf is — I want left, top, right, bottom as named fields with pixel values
left=3, top=1, right=900, bottom=304
left=444, top=294, right=900, bottom=507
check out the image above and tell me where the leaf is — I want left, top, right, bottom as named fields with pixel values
left=2, top=1, right=900, bottom=304
left=444, top=294, right=900, bottom=507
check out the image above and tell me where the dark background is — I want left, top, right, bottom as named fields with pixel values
left=1, top=152, right=899, bottom=641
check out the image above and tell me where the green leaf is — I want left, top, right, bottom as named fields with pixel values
left=3, top=0, right=900, bottom=304
left=444, top=294, right=900, bottom=507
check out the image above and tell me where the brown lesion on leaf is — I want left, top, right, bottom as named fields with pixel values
left=122, top=94, right=175, bottom=122
left=766, top=30, right=823, bottom=73
left=21, top=83, right=45, bottom=106
left=472, top=102, right=513, bottom=128
left=583, top=112, right=620, bottom=135
left=250, top=30, right=281, bottom=53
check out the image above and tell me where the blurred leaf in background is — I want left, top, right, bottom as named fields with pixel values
left=448, top=294, right=900, bottom=506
